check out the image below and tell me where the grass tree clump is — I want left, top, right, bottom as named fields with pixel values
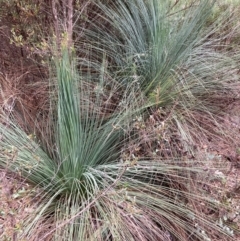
left=0, top=48, right=234, bottom=240
left=80, top=0, right=215, bottom=94
left=79, top=0, right=240, bottom=150
left=0, top=0, right=239, bottom=240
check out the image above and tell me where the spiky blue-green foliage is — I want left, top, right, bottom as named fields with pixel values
left=0, top=48, right=125, bottom=229
left=0, top=0, right=239, bottom=239
left=55, top=50, right=126, bottom=195
left=0, top=49, right=232, bottom=240
left=78, top=0, right=240, bottom=149
left=80, top=0, right=215, bottom=96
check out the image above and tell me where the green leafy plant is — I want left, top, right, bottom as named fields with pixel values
left=80, top=0, right=214, bottom=94
left=78, top=0, right=239, bottom=150
left=0, top=0, right=239, bottom=240
left=0, top=48, right=233, bottom=240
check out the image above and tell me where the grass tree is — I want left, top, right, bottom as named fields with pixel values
left=0, top=47, right=233, bottom=240
left=79, top=0, right=240, bottom=148
left=80, top=0, right=215, bottom=93
left=0, top=0, right=239, bottom=240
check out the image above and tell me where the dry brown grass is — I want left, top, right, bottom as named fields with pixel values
left=0, top=70, right=50, bottom=136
